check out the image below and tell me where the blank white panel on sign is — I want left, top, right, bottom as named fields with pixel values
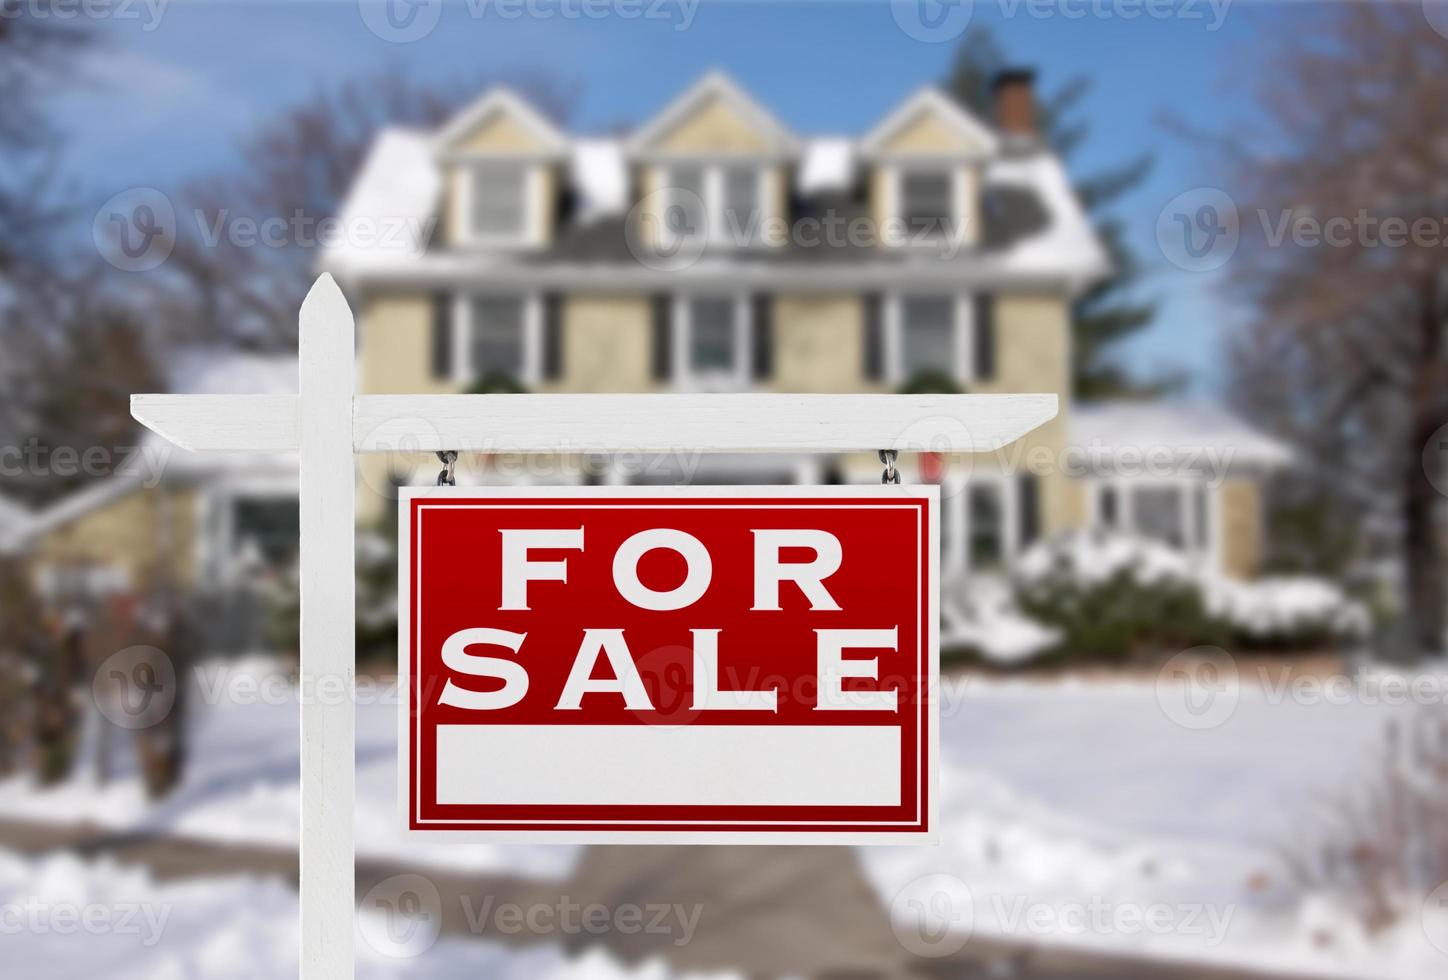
left=436, top=724, right=901, bottom=807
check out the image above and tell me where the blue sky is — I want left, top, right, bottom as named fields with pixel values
left=56, top=0, right=1292, bottom=392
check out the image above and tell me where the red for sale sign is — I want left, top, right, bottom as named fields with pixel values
left=399, top=485, right=938, bottom=842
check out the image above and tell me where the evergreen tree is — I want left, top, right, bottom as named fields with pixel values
left=944, top=27, right=1168, bottom=400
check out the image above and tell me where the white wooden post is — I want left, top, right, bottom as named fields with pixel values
left=296, top=275, right=355, bottom=979
left=129, top=273, right=1061, bottom=979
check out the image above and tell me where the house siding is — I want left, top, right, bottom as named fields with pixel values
left=555, top=296, right=656, bottom=393
left=1220, top=478, right=1261, bottom=579
left=654, top=95, right=771, bottom=154
left=31, top=488, right=199, bottom=590
left=770, top=295, right=875, bottom=393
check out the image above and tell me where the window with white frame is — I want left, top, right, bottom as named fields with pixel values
left=721, top=166, right=762, bottom=242
left=662, top=165, right=767, bottom=248
left=455, top=294, right=540, bottom=385
left=675, top=295, right=749, bottom=388
left=467, top=164, right=528, bottom=240
left=900, top=170, right=955, bottom=235
left=967, top=481, right=1006, bottom=571
left=888, top=294, right=970, bottom=384
left=940, top=474, right=1017, bottom=574
left=1092, top=480, right=1214, bottom=557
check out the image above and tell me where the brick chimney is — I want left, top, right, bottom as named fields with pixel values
left=992, top=68, right=1037, bottom=141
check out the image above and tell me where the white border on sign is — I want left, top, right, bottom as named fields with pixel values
left=396, top=483, right=940, bottom=845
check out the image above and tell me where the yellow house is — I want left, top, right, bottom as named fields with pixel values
left=19, top=70, right=1290, bottom=623
left=324, top=69, right=1286, bottom=580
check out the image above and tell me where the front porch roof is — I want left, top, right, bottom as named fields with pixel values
left=1070, top=401, right=1294, bottom=473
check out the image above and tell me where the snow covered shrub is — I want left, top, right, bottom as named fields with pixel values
left=1208, top=576, right=1369, bottom=650
left=940, top=575, right=1061, bottom=666
left=1012, top=531, right=1365, bottom=661
left=1012, top=532, right=1228, bottom=662
left=1272, top=705, right=1448, bottom=936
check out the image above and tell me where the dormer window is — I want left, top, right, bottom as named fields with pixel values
left=721, top=166, right=762, bottom=242
left=469, top=164, right=527, bottom=238
left=860, top=88, right=1000, bottom=252
left=433, top=88, right=568, bottom=250
left=662, top=165, right=767, bottom=248
left=900, top=170, right=955, bottom=236
left=455, top=162, right=540, bottom=247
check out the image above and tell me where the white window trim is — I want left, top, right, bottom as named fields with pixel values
left=671, top=293, right=752, bottom=391
left=454, top=163, right=544, bottom=248
left=884, top=163, right=971, bottom=248
left=660, top=164, right=772, bottom=250
left=884, top=292, right=974, bottom=386
left=940, top=472, right=1018, bottom=576
left=201, top=479, right=298, bottom=588
left=452, top=293, right=543, bottom=386
left=1087, top=476, right=1220, bottom=570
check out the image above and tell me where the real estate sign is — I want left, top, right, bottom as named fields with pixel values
left=399, top=485, right=938, bottom=842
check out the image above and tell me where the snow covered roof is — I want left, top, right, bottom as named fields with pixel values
left=1070, top=402, right=1294, bottom=471
left=982, top=153, right=1110, bottom=287
left=319, top=86, right=1110, bottom=294
left=798, top=137, right=854, bottom=193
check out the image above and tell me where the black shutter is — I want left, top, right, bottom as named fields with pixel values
left=430, top=293, right=453, bottom=380
left=1018, top=473, right=1040, bottom=548
left=751, top=293, right=773, bottom=381
left=542, top=292, right=564, bottom=381
left=650, top=294, right=672, bottom=382
left=863, top=293, right=884, bottom=381
left=973, top=294, right=996, bottom=381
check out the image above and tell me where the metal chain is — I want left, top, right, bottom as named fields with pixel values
left=435, top=450, right=458, bottom=487
left=879, top=449, right=900, bottom=485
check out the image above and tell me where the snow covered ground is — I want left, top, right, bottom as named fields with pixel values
left=2, top=659, right=1446, bottom=977
left=861, top=675, right=1448, bottom=979
left=0, top=849, right=734, bottom=980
